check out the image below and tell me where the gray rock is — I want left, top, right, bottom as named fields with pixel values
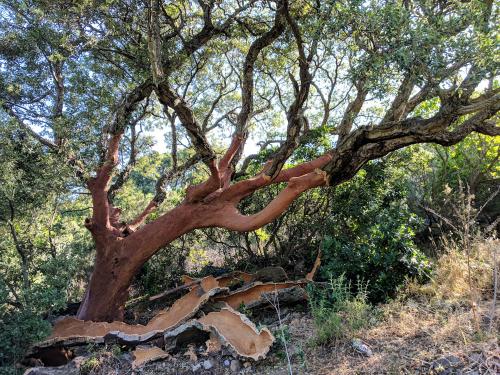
left=230, top=359, right=241, bottom=372
left=23, top=363, right=79, bottom=375
left=192, top=363, right=202, bottom=372
left=351, top=338, right=373, bottom=357
left=223, top=359, right=231, bottom=367
left=202, top=359, right=214, bottom=370
left=431, top=355, right=463, bottom=373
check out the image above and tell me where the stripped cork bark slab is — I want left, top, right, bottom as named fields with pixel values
left=30, top=276, right=227, bottom=364
left=164, top=305, right=275, bottom=361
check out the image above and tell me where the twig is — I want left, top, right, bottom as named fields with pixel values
left=488, top=241, right=498, bottom=332
left=265, top=288, right=293, bottom=375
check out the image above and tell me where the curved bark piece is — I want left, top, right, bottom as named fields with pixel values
left=132, top=346, right=170, bottom=369
left=164, top=306, right=275, bottom=361
left=33, top=276, right=226, bottom=351
left=216, top=271, right=254, bottom=288
left=215, top=281, right=307, bottom=309
left=181, top=271, right=254, bottom=288
left=306, top=250, right=321, bottom=281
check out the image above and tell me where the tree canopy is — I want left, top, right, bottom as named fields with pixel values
left=1, top=0, right=498, bottom=323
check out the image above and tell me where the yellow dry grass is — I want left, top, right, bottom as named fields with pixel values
left=259, top=238, right=499, bottom=374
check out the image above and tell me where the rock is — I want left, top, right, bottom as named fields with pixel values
left=431, top=355, right=463, bottom=373
left=230, top=359, right=241, bottom=372
left=223, top=359, right=231, bottom=367
left=23, top=361, right=80, bottom=375
left=192, top=363, right=202, bottom=372
left=243, top=361, right=251, bottom=368
left=351, top=338, right=373, bottom=357
left=202, top=359, right=214, bottom=370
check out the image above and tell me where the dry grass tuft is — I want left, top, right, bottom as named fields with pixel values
left=256, top=237, right=499, bottom=374
left=408, top=238, right=497, bottom=303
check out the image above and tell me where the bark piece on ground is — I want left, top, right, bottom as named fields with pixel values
left=30, top=276, right=226, bottom=364
left=216, top=271, right=254, bottom=288
left=131, top=346, right=170, bottom=369
left=164, top=306, right=275, bottom=361
left=204, top=333, right=222, bottom=354
left=215, top=281, right=308, bottom=309
left=199, top=307, right=275, bottom=361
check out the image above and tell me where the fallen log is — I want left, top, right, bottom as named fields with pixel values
left=146, top=271, right=254, bottom=306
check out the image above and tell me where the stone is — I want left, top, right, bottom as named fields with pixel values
left=202, top=359, right=214, bottom=370
left=431, top=355, right=463, bottom=373
left=223, top=359, right=231, bottom=367
left=243, top=361, right=251, bottom=368
left=351, top=338, right=373, bottom=357
left=192, top=363, right=202, bottom=372
left=230, top=359, right=241, bottom=372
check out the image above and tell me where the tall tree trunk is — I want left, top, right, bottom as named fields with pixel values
left=77, top=242, right=136, bottom=322
left=77, top=204, right=203, bottom=322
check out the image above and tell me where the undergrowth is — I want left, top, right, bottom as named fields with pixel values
left=308, top=275, right=372, bottom=345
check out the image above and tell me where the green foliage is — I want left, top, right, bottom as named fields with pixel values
left=273, top=324, right=291, bottom=361
left=0, top=310, right=51, bottom=373
left=0, top=126, right=93, bottom=372
left=319, top=153, right=432, bottom=302
left=418, top=135, right=500, bottom=227
left=79, top=356, right=101, bottom=375
left=308, top=274, right=372, bottom=345
left=133, top=246, right=188, bottom=297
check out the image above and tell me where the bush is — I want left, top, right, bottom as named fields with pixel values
left=308, top=275, right=372, bottom=345
left=319, top=155, right=432, bottom=302
left=0, top=310, right=51, bottom=374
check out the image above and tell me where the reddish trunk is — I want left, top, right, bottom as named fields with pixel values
left=77, top=243, right=133, bottom=322
left=77, top=132, right=332, bottom=322
left=77, top=204, right=204, bottom=322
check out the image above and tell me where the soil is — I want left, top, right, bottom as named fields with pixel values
left=25, top=299, right=499, bottom=375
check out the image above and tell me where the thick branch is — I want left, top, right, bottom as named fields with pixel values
left=156, top=82, right=215, bottom=163
left=336, top=78, right=367, bottom=145
left=86, top=133, right=122, bottom=231
left=221, top=152, right=333, bottom=202
left=216, top=170, right=328, bottom=232
left=382, top=74, right=414, bottom=123
left=236, top=1, right=286, bottom=133
left=185, top=134, right=244, bottom=203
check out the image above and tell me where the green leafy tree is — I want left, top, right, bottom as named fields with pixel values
left=0, top=0, right=497, bottom=324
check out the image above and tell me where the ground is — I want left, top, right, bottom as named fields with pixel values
left=25, top=297, right=498, bottom=375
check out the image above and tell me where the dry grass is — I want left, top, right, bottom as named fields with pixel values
left=256, top=238, right=499, bottom=374
left=412, top=238, right=497, bottom=303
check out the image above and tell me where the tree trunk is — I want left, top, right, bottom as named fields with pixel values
left=77, top=204, right=203, bottom=322
left=76, top=242, right=139, bottom=322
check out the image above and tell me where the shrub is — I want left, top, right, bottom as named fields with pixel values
left=409, top=238, right=497, bottom=303
left=319, top=155, right=432, bottom=302
left=0, top=309, right=51, bottom=374
left=308, top=275, right=372, bottom=345
left=80, top=356, right=101, bottom=375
